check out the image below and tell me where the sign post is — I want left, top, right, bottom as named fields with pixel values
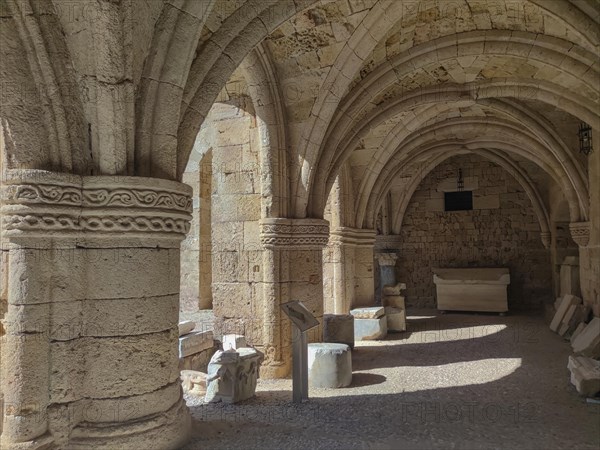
left=281, top=300, right=319, bottom=403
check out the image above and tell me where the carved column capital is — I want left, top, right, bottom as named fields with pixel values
left=329, top=227, right=376, bottom=247
left=540, top=231, right=551, bottom=249
left=1, top=170, right=193, bottom=245
left=569, top=221, right=590, bottom=247
left=259, top=218, right=329, bottom=249
left=376, top=252, right=399, bottom=266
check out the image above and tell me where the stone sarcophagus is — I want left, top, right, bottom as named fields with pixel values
left=433, top=268, right=510, bottom=313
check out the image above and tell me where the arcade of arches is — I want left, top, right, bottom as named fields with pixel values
left=0, top=0, right=599, bottom=448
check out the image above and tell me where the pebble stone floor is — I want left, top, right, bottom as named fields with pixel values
left=183, top=311, right=600, bottom=449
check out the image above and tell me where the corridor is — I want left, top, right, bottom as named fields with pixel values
left=184, top=312, right=600, bottom=450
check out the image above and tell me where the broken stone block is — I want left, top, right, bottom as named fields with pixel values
left=178, top=320, right=195, bottom=336
left=307, top=343, right=352, bottom=388
left=179, top=330, right=214, bottom=358
left=572, top=317, right=600, bottom=358
left=323, top=314, right=354, bottom=349
left=567, top=355, right=600, bottom=396
left=350, top=306, right=384, bottom=319
left=385, top=306, right=406, bottom=332
left=222, top=334, right=246, bottom=350
left=354, top=316, right=387, bottom=340
left=550, top=295, right=582, bottom=332
left=384, top=295, right=405, bottom=309
left=382, top=283, right=406, bottom=296
left=205, top=348, right=264, bottom=404
left=181, top=370, right=207, bottom=396
left=571, top=322, right=587, bottom=343
left=558, top=304, right=578, bottom=336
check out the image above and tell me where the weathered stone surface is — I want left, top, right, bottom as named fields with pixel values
left=560, top=256, right=581, bottom=297
left=551, top=295, right=582, bottom=332
left=350, top=306, right=384, bottom=319
left=179, top=331, right=214, bottom=358
left=568, top=356, right=600, bottom=396
left=354, top=317, right=387, bottom=341
left=572, top=318, right=600, bottom=358
left=222, top=334, right=247, bottom=350
left=433, top=268, right=510, bottom=313
left=384, top=295, right=405, bottom=309
left=179, top=320, right=196, bottom=336
left=181, top=370, right=207, bottom=396
left=323, top=314, right=355, bottom=349
left=382, top=283, right=406, bottom=296
left=307, top=343, right=352, bottom=388
left=205, top=348, right=264, bottom=403
left=385, top=306, right=406, bottom=332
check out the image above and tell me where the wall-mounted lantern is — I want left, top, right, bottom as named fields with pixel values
left=578, top=122, right=593, bottom=155
left=457, top=168, right=464, bottom=191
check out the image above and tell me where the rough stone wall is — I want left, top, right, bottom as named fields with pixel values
left=397, top=154, right=552, bottom=311
left=209, top=100, right=264, bottom=343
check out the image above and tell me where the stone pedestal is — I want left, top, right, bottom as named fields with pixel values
left=351, top=307, right=387, bottom=340
left=382, top=283, right=407, bottom=332
left=0, top=170, right=192, bottom=449
left=205, top=348, right=264, bottom=403
left=376, top=253, right=398, bottom=305
left=323, top=314, right=354, bottom=349
left=307, top=343, right=352, bottom=388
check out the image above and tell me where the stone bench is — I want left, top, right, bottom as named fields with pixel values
left=307, top=343, right=352, bottom=388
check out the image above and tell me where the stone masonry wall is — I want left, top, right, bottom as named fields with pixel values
left=397, top=154, right=552, bottom=311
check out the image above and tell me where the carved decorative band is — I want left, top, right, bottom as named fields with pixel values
left=1, top=171, right=192, bottom=239
left=569, top=221, right=590, bottom=247
left=329, top=227, right=376, bottom=247
left=259, top=218, right=330, bottom=248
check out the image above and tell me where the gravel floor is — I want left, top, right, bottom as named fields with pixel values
left=182, top=310, right=600, bottom=450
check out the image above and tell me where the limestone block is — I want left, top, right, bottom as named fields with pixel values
left=323, top=314, right=354, bottom=349
left=350, top=306, right=384, bottom=319
left=571, top=322, right=587, bottom=343
left=433, top=268, right=510, bottom=313
left=205, top=348, right=263, bottom=403
left=307, top=343, right=352, bottom=388
left=384, top=295, right=405, bottom=309
left=385, top=306, right=406, bottom=332
left=550, top=295, right=582, bottom=332
left=179, top=321, right=195, bottom=336
left=179, top=331, right=214, bottom=358
left=222, top=334, right=247, bottom=350
left=572, top=317, right=600, bottom=358
left=382, top=283, right=406, bottom=296
left=181, top=370, right=207, bottom=396
left=558, top=305, right=578, bottom=336
left=567, top=356, right=600, bottom=396
left=354, top=317, right=387, bottom=341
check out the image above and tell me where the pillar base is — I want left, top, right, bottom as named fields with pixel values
left=68, top=397, right=190, bottom=450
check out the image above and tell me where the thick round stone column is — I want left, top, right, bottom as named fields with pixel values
left=0, top=170, right=192, bottom=449
left=259, top=218, right=329, bottom=378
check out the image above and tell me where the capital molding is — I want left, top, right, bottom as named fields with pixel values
left=259, top=218, right=329, bottom=249
left=329, top=227, right=376, bottom=247
left=376, top=252, right=398, bottom=266
left=569, top=221, right=590, bottom=247
left=0, top=170, right=193, bottom=242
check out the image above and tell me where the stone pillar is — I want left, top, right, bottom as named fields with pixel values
left=375, top=253, right=399, bottom=305
left=0, top=170, right=192, bottom=449
left=570, top=221, right=597, bottom=313
left=326, top=228, right=376, bottom=313
left=259, top=218, right=329, bottom=378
